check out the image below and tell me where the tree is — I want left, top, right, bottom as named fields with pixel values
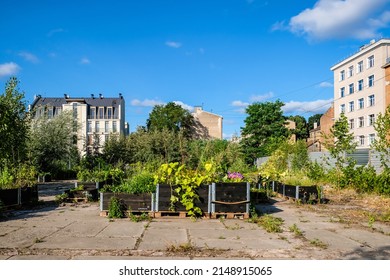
left=307, top=113, right=323, bottom=131
left=28, top=110, right=79, bottom=176
left=372, top=105, right=390, bottom=172
left=146, top=102, right=195, bottom=139
left=323, top=113, right=357, bottom=189
left=288, top=115, right=309, bottom=140
left=240, top=100, right=289, bottom=162
left=0, top=77, right=29, bottom=166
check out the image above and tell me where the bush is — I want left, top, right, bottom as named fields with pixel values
left=108, top=196, right=125, bottom=218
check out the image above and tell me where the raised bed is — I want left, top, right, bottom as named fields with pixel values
left=0, top=185, right=38, bottom=207
left=155, top=184, right=210, bottom=215
left=65, top=182, right=100, bottom=201
left=100, top=192, right=155, bottom=212
left=271, top=182, right=322, bottom=203
left=210, top=182, right=250, bottom=215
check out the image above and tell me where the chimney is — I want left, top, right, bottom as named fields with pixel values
left=64, top=94, right=69, bottom=99
left=91, top=94, right=94, bottom=99
left=99, top=93, right=103, bottom=99
left=119, top=93, right=123, bottom=99
left=314, top=122, right=318, bottom=129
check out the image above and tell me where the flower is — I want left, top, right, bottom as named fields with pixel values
left=227, top=171, right=244, bottom=182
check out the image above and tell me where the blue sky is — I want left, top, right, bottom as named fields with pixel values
left=1, top=0, right=390, bottom=139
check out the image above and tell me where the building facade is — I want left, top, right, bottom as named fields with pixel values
left=30, top=93, right=127, bottom=155
left=331, top=39, right=390, bottom=149
left=192, top=106, right=223, bottom=139
left=307, top=105, right=334, bottom=152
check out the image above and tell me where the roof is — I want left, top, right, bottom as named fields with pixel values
left=31, top=95, right=124, bottom=109
left=330, top=38, right=390, bottom=71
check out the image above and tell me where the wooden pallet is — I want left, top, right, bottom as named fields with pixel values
left=100, top=210, right=155, bottom=218
left=211, top=212, right=249, bottom=219
left=154, top=211, right=188, bottom=218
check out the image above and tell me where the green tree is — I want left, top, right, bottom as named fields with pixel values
left=307, top=113, right=322, bottom=131
left=372, top=105, right=390, bottom=171
left=324, top=113, right=357, bottom=189
left=146, top=102, right=195, bottom=139
left=0, top=77, right=29, bottom=166
left=28, top=110, right=79, bottom=177
left=240, top=100, right=289, bottom=162
left=288, top=115, right=309, bottom=140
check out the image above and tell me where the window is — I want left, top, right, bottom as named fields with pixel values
left=368, top=95, right=375, bottom=106
left=56, top=107, right=62, bottom=116
left=340, top=104, right=346, bottom=113
left=349, top=83, right=354, bottom=94
left=47, top=107, right=53, bottom=119
left=112, top=121, right=117, bottom=133
left=368, top=114, right=375, bottom=126
left=72, top=103, right=78, bottom=119
left=368, top=55, right=374, bottom=68
left=90, top=107, right=96, bottom=119
left=357, top=61, right=363, bottom=73
left=348, top=66, right=354, bottom=77
left=87, top=121, right=92, bottom=133
left=358, top=98, right=364, bottom=109
left=95, top=121, right=100, bottom=133
left=369, top=134, right=375, bottom=145
left=349, top=101, right=354, bottom=112
left=107, top=107, right=112, bottom=119
left=340, top=70, right=345, bottom=81
left=358, top=116, right=365, bottom=128
left=340, top=87, right=345, bottom=98
left=368, top=75, right=374, bottom=87
left=349, top=119, right=355, bottom=130
left=358, top=79, right=364, bottom=91
left=359, top=135, right=365, bottom=146
left=98, top=107, right=104, bottom=119
left=105, top=121, right=109, bottom=133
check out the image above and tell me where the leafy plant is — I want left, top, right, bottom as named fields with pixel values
left=108, top=196, right=125, bottom=218
left=55, top=192, right=69, bottom=203
left=129, top=211, right=152, bottom=222
left=256, top=214, right=284, bottom=233
left=289, top=223, right=303, bottom=237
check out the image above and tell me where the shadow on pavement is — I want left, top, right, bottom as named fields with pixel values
left=342, top=245, right=390, bottom=260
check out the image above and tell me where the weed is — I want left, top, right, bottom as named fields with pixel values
left=368, top=215, right=376, bottom=228
left=34, top=237, right=44, bottom=243
left=55, top=193, right=68, bottom=204
left=310, top=238, right=328, bottom=249
left=129, top=211, right=152, bottom=222
left=108, top=196, right=125, bottom=219
left=218, top=236, right=226, bottom=239
left=289, top=223, right=304, bottom=237
left=166, top=242, right=195, bottom=253
left=257, top=214, right=284, bottom=233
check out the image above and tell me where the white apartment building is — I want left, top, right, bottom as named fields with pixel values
left=30, top=93, right=127, bottom=155
left=331, top=39, right=390, bottom=149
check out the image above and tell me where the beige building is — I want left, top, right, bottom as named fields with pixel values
left=331, top=39, right=390, bottom=149
left=30, top=93, right=127, bottom=155
left=192, top=106, right=223, bottom=139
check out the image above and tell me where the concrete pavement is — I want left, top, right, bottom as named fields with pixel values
left=0, top=182, right=389, bottom=260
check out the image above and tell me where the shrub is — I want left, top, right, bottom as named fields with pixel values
left=108, top=196, right=125, bottom=218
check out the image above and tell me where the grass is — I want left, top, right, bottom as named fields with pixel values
left=289, top=223, right=304, bottom=237
left=166, top=242, right=195, bottom=253
left=129, top=211, right=152, bottom=222
left=255, top=214, right=284, bottom=233
left=310, top=238, right=328, bottom=249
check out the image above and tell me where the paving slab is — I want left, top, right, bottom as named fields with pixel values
left=138, top=228, right=188, bottom=250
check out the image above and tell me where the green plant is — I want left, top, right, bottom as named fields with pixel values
left=108, top=196, right=125, bottom=218
left=289, top=223, right=303, bottom=237
left=310, top=238, right=328, bottom=249
left=256, top=214, right=284, bottom=233
left=166, top=242, right=195, bottom=253
left=55, top=193, right=69, bottom=203
left=129, top=211, right=152, bottom=222
left=0, top=166, right=14, bottom=189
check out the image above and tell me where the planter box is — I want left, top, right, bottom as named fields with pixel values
left=211, top=182, right=250, bottom=214
left=250, top=190, right=269, bottom=204
left=100, top=192, right=155, bottom=212
left=155, top=184, right=210, bottom=214
left=0, top=185, right=38, bottom=207
left=272, top=182, right=321, bottom=203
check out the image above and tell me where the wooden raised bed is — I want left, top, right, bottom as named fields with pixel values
left=100, top=192, right=155, bottom=213
left=210, top=182, right=250, bottom=215
left=0, top=185, right=38, bottom=207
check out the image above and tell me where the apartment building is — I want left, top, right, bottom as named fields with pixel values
left=307, top=105, right=334, bottom=152
left=30, top=93, right=127, bottom=155
left=331, top=39, right=390, bottom=149
left=192, top=106, right=223, bottom=139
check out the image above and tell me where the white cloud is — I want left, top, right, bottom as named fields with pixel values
left=232, top=100, right=250, bottom=107
left=131, top=99, right=164, bottom=107
left=282, top=98, right=333, bottom=114
left=165, top=41, right=182, bottom=48
left=0, top=62, right=21, bottom=77
left=318, top=81, right=333, bottom=88
left=249, top=92, right=274, bottom=102
left=18, top=51, right=39, bottom=63
left=173, top=101, right=194, bottom=112
left=47, top=28, right=65, bottom=37
left=80, top=57, right=91, bottom=64
left=288, top=0, right=390, bottom=40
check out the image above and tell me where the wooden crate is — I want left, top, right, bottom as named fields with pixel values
left=100, top=192, right=155, bottom=212
left=211, top=182, right=250, bottom=214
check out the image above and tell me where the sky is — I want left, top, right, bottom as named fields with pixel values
left=1, top=0, right=390, bottom=139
